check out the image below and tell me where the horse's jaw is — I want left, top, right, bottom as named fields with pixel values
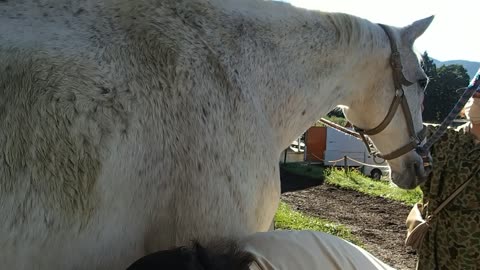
left=389, top=151, right=430, bottom=189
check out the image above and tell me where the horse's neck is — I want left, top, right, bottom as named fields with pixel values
left=222, top=7, right=390, bottom=150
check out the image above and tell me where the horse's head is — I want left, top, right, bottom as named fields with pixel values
left=342, top=16, right=434, bottom=189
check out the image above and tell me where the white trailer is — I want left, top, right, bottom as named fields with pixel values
left=323, top=126, right=389, bottom=179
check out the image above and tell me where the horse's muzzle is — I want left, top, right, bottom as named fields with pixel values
left=391, top=149, right=432, bottom=189
left=414, top=151, right=432, bottom=185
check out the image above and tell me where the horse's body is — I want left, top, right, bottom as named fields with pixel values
left=0, top=0, right=432, bottom=269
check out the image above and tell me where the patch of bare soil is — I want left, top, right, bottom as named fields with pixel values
left=280, top=169, right=417, bottom=270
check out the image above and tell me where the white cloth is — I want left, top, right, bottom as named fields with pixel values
left=240, top=230, right=395, bottom=270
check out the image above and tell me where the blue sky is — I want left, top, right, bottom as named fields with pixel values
left=280, top=0, right=479, bottom=62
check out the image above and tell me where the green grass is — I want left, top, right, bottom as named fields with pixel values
left=281, top=162, right=324, bottom=179
left=282, top=163, right=422, bottom=205
left=274, top=202, right=362, bottom=246
left=325, top=168, right=423, bottom=205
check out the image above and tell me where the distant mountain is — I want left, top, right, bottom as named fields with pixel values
left=433, top=59, right=479, bottom=79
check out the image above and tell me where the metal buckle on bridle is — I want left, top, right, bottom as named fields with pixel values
left=372, top=155, right=385, bottom=165
left=396, top=89, right=404, bottom=97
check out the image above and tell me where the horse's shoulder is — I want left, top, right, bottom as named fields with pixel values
left=0, top=45, right=132, bottom=228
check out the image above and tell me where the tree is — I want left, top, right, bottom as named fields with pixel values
left=421, top=52, right=470, bottom=123
left=421, top=52, right=437, bottom=78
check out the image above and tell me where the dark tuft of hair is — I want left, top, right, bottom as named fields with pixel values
left=193, top=239, right=255, bottom=270
left=126, top=239, right=255, bottom=270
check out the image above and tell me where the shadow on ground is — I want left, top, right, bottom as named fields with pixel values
left=280, top=166, right=324, bottom=193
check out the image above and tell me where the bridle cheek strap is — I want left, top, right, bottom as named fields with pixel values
left=357, top=89, right=404, bottom=136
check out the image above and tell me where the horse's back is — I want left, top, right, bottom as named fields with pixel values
left=0, top=0, right=281, bottom=268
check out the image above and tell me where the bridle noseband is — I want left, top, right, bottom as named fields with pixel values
left=352, top=24, right=427, bottom=161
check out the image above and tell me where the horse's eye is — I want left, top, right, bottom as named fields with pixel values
left=418, top=78, right=428, bottom=89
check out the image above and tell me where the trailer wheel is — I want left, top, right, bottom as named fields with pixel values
left=370, top=169, right=382, bottom=180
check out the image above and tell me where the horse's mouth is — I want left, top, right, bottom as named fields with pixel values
left=391, top=151, right=432, bottom=189
left=414, top=152, right=432, bottom=185
left=413, top=163, right=429, bottom=186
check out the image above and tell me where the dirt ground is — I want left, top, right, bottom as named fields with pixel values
left=280, top=167, right=417, bottom=270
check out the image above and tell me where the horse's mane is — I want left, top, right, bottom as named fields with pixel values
left=126, top=239, right=255, bottom=270
left=323, top=12, right=388, bottom=51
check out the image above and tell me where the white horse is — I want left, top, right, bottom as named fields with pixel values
left=0, top=0, right=432, bottom=269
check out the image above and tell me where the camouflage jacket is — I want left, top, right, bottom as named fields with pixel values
left=417, top=125, right=480, bottom=270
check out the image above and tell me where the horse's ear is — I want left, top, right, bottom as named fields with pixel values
left=401, top=15, right=434, bottom=44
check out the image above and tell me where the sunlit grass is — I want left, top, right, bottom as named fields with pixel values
left=274, top=202, right=362, bottom=246
left=325, top=168, right=422, bottom=205
left=281, top=163, right=422, bottom=205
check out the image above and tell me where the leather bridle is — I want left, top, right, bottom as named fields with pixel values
left=352, top=24, right=428, bottom=161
